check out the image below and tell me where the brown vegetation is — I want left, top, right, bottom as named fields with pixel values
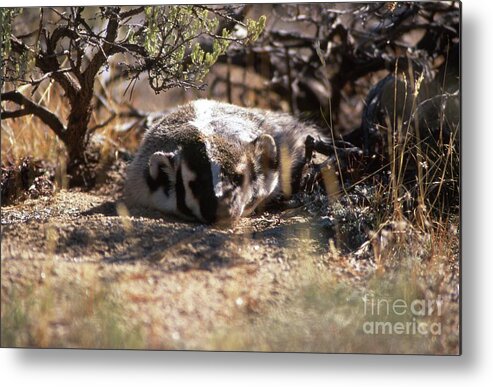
left=1, top=3, right=460, bottom=354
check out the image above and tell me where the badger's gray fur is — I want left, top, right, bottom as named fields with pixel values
left=124, top=99, right=327, bottom=223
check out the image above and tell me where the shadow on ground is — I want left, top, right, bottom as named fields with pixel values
left=2, top=191, right=335, bottom=274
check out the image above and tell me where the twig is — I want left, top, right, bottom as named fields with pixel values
left=1, top=91, right=67, bottom=140
left=88, top=112, right=117, bottom=133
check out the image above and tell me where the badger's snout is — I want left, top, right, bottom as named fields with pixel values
left=215, top=203, right=243, bottom=224
left=211, top=187, right=244, bottom=224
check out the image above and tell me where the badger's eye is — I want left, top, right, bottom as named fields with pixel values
left=231, top=173, right=244, bottom=187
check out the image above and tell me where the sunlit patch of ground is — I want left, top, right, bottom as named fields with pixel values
left=1, top=186, right=459, bottom=353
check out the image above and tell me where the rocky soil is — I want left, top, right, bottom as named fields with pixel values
left=1, top=170, right=459, bottom=353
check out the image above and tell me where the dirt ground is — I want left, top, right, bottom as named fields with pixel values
left=0, top=178, right=374, bottom=345
left=0, top=170, right=459, bottom=353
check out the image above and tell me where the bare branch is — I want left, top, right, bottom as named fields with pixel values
left=1, top=91, right=67, bottom=140
left=120, top=6, right=145, bottom=20
left=197, top=5, right=249, bottom=29
left=50, top=25, right=79, bottom=47
left=81, top=8, right=121, bottom=88
left=36, top=29, right=81, bottom=102
left=22, top=68, right=72, bottom=87
left=88, top=112, right=117, bottom=133
left=113, top=43, right=147, bottom=57
left=10, top=35, right=37, bottom=55
left=1, top=108, right=31, bottom=119
left=16, top=29, right=40, bottom=40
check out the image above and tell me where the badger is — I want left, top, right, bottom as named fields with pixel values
left=124, top=99, right=328, bottom=223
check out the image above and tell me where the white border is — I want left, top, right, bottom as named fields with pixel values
left=2, top=0, right=493, bottom=385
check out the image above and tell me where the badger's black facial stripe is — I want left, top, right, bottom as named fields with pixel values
left=145, top=169, right=159, bottom=192
left=175, top=165, right=194, bottom=219
left=146, top=166, right=171, bottom=196
left=195, top=175, right=218, bottom=224
left=181, top=143, right=218, bottom=223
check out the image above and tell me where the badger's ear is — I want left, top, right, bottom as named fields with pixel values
left=149, top=151, right=178, bottom=180
left=252, top=134, right=277, bottom=171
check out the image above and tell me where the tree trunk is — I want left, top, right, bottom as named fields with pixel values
left=64, top=93, right=94, bottom=187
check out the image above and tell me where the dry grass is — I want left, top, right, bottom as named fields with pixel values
left=206, top=212, right=459, bottom=354
left=201, top=63, right=457, bottom=354
left=0, top=209, right=459, bottom=353
left=1, top=66, right=459, bottom=353
left=1, top=266, right=145, bottom=349
left=1, top=84, right=67, bottom=166
left=1, top=78, right=143, bottom=168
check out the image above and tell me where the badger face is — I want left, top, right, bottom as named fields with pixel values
left=146, top=134, right=279, bottom=224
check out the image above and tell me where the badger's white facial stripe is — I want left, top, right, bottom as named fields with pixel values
left=190, top=100, right=215, bottom=136
left=181, top=161, right=205, bottom=222
left=191, top=99, right=260, bottom=141
left=149, top=157, right=161, bottom=181
left=203, top=138, right=223, bottom=198
left=151, top=190, right=177, bottom=213
left=214, top=117, right=259, bottom=142
left=149, top=151, right=175, bottom=180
